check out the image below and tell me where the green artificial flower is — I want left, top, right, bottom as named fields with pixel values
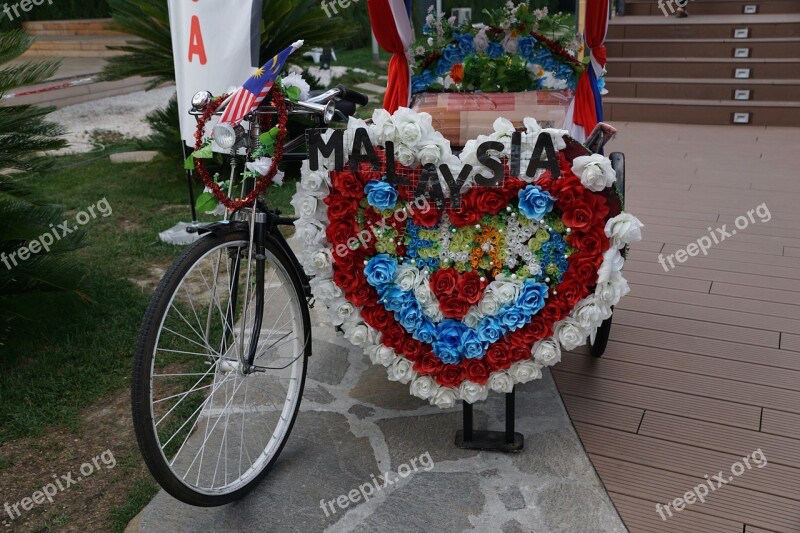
left=535, top=229, right=551, bottom=243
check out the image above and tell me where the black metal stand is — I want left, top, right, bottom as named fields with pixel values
left=454, top=388, right=524, bottom=452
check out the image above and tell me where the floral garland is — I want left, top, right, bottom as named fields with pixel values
left=293, top=108, right=643, bottom=407
left=412, top=3, right=584, bottom=94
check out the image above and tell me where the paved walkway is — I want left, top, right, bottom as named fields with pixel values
left=553, top=122, right=800, bottom=532
left=129, top=303, right=625, bottom=533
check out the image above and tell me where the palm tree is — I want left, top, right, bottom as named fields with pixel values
left=0, top=30, right=85, bottom=346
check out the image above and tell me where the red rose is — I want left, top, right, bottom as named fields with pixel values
left=349, top=284, right=378, bottom=307
left=562, top=202, right=594, bottom=232
left=439, top=295, right=470, bottom=320
left=333, top=265, right=359, bottom=293
left=331, top=171, right=363, bottom=198
left=475, top=189, right=507, bottom=217
left=430, top=268, right=458, bottom=298
left=528, top=317, right=554, bottom=341
left=361, top=305, right=393, bottom=330
left=463, top=358, right=490, bottom=385
left=570, top=252, right=603, bottom=285
left=436, top=364, right=465, bottom=388
left=509, top=345, right=530, bottom=363
left=559, top=280, right=585, bottom=308
left=411, top=205, right=441, bottom=228
left=509, top=324, right=538, bottom=350
left=541, top=298, right=568, bottom=322
left=458, top=270, right=486, bottom=306
left=485, top=342, right=511, bottom=368
left=447, top=191, right=481, bottom=226
left=401, top=337, right=424, bottom=362
left=324, top=196, right=359, bottom=221
left=501, top=176, right=527, bottom=201
left=382, top=323, right=406, bottom=350
left=552, top=175, right=583, bottom=208
left=568, top=227, right=609, bottom=256
left=326, top=219, right=357, bottom=246
left=414, top=353, right=444, bottom=376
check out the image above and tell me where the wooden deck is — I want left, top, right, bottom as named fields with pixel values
left=552, top=122, right=800, bottom=533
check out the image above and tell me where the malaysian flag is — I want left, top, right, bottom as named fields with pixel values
left=218, top=40, right=303, bottom=125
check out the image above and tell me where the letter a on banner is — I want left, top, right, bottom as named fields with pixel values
left=168, top=0, right=263, bottom=145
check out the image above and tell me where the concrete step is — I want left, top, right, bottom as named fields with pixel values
left=608, top=57, right=800, bottom=79
left=621, top=0, right=800, bottom=16
left=606, top=77, right=800, bottom=101
left=24, top=35, right=129, bottom=58
left=604, top=96, right=800, bottom=125
left=606, top=37, right=800, bottom=59
left=3, top=76, right=153, bottom=109
left=608, top=13, right=800, bottom=39
left=21, top=19, right=122, bottom=37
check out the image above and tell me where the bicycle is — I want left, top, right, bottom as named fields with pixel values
left=131, top=84, right=370, bottom=507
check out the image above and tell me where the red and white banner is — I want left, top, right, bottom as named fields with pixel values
left=367, top=0, right=413, bottom=114
left=168, top=0, right=262, bottom=144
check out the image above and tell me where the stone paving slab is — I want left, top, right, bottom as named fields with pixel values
left=130, top=303, right=627, bottom=533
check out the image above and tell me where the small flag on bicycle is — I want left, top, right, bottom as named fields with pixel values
left=219, top=40, right=304, bottom=126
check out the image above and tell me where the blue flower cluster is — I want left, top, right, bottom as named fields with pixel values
left=539, top=230, right=570, bottom=284
left=405, top=222, right=439, bottom=270
left=518, top=185, right=555, bottom=220
left=364, top=180, right=398, bottom=210
left=364, top=255, right=550, bottom=364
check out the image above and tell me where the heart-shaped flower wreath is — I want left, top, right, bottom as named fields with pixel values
left=293, top=108, right=643, bottom=408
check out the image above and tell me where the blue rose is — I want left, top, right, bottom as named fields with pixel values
left=499, top=307, right=527, bottom=331
left=415, top=320, right=436, bottom=344
left=365, top=180, right=398, bottom=210
left=398, top=300, right=424, bottom=332
left=477, top=315, right=503, bottom=344
left=437, top=320, right=468, bottom=349
left=518, top=36, right=537, bottom=60
left=454, top=33, right=474, bottom=55
left=518, top=281, right=549, bottom=316
left=365, top=254, right=397, bottom=288
left=518, top=185, right=555, bottom=221
left=435, top=57, right=453, bottom=77
left=435, top=344, right=462, bottom=364
left=380, top=286, right=408, bottom=311
left=411, top=70, right=435, bottom=93
left=461, top=329, right=486, bottom=359
left=442, top=43, right=465, bottom=64
left=487, top=42, right=503, bottom=58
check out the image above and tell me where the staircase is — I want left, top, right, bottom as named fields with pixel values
left=604, top=1, right=800, bottom=125
left=22, top=19, right=129, bottom=58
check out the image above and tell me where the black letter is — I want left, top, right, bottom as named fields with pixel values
left=475, top=141, right=504, bottom=187
left=510, top=131, right=522, bottom=178
left=384, top=141, right=409, bottom=186
left=525, top=132, right=561, bottom=179
left=307, top=129, right=344, bottom=171
left=349, top=127, right=380, bottom=171
left=439, top=164, right=473, bottom=208
left=415, top=164, right=445, bottom=209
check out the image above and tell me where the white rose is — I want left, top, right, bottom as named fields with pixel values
left=492, top=117, right=515, bottom=138
left=509, top=361, right=543, bottom=384
left=459, top=139, right=480, bottom=167
left=367, top=345, right=397, bottom=367
left=395, top=263, right=422, bottom=291
left=281, top=72, right=310, bottom=101
left=418, top=142, right=447, bottom=166
left=422, top=301, right=443, bottom=322
left=299, top=169, right=330, bottom=193
left=293, top=218, right=326, bottom=246
left=488, top=279, right=521, bottom=305
left=597, top=248, right=625, bottom=285
left=523, top=117, right=542, bottom=136
left=572, top=154, right=617, bottom=192
left=574, top=297, right=612, bottom=330
left=459, top=381, right=489, bottom=404
left=533, top=340, right=561, bottom=367
left=343, top=323, right=372, bottom=346
left=431, top=387, right=457, bottom=409
left=388, top=357, right=416, bottom=384
left=291, top=190, right=323, bottom=219
left=462, top=306, right=484, bottom=328
left=302, top=249, right=333, bottom=277
left=414, top=283, right=435, bottom=305
left=542, top=128, right=568, bottom=151
left=595, top=270, right=630, bottom=306
left=395, top=144, right=417, bottom=167
left=410, top=375, right=438, bottom=400
left=488, top=371, right=514, bottom=393
left=477, top=292, right=501, bottom=316
left=605, top=213, right=644, bottom=249
left=309, top=277, right=342, bottom=302
left=555, top=318, right=588, bottom=351
left=371, top=108, right=397, bottom=144
left=393, top=107, right=434, bottom=147
left=329, top=297, right=356, bottom=326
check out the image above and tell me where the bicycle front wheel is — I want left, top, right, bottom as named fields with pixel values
left=132, top=229, right=310, bottom=506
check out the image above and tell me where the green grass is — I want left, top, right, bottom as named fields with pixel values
left=0, top=146, right=296, bottom=442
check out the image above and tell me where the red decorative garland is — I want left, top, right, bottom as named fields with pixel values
left=193, top=90, right=289, bottom=211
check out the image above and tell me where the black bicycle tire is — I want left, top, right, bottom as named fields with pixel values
left=131, top=230, right=310, bottom=507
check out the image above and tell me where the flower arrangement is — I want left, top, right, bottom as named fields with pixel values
left=293, top=107, right=643, bottom=407
left=411, top=2, right=583, bottom=94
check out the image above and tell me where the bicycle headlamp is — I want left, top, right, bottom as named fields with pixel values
left=213, top=123, right=237, bottom=150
